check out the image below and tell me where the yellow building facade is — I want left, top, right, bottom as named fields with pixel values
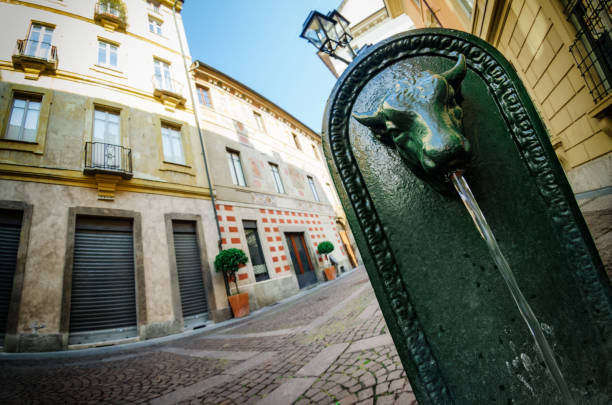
left=383, top=0, right=611, bottom=210
left=0, top=0, right=360, bottom=352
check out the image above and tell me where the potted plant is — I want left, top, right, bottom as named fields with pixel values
left=317, top=241, right=336, bottom=281
left=214, top=248, right=250, bottom=318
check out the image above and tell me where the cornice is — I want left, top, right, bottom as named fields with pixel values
left=0, top=163, right=211, bottom=199
left=192, top=63, right=321, bottom=141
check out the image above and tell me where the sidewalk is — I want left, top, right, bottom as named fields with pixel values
left=0, top=267, right=417, bottom=404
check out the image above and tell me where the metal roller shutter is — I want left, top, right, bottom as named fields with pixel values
left=173, top=221, right=208, bottom=327
left=69, top=216, right=137, bottom=344
left=0, top=209, right=22, bottom=344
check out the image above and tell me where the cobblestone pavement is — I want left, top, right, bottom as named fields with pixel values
left=0, top=268, right=417, bottom=405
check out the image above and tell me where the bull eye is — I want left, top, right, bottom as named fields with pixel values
left=385, top=121, right=398, bottom=130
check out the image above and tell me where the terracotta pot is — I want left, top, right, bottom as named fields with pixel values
left=228, top=292, right=249, bottom=318
left=323, top=266, right=336, bottom=281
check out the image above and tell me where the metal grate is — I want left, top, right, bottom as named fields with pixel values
left=84, top=142, right=132, bottom=178
left=172, top=221, right=208, bottom=323
left=0, top=210, right=22, bottom=344
left=565, top=0, right=612, bottom=102
left=70, top=217, right=137, bottom=337
left=14, top=39, right=57, bottom=63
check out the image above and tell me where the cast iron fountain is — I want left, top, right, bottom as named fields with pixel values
left=323, top=29, right=612, bottom=404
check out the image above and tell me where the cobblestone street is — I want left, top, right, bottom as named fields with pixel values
left=0, top=268, right=417, bottom=405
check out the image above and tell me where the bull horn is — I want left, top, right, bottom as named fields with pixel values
left=441, top=54, right=466, bottom=90
left=352, top=108, right=387, bottom=134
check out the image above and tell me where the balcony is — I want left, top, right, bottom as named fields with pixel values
left=152, top=75, right=186, bottom=110
left=94, top=1, right=127, bottom=31
left=84, top=142, right=133, bottom=179
left=12, top=39, right=58, bottom=80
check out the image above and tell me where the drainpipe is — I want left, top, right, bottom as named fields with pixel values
left=422, top=0, right=443, bottom=28
left=172, top=1, right=228, bottom=295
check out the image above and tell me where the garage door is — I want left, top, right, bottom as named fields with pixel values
left=172, top=220, right=208, bottom=328
left=0, top=209, right=22, bottom=345
left=69, top=216, right=137, bottom=344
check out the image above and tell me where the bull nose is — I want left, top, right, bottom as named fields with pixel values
left=421, top=134, right=471, bottom=175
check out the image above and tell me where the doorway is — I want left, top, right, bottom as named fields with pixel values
left=285, top=232, right=317, bottom=289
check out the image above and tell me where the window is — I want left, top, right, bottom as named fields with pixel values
left=226, top=150, right=246, bottom=186
left=148, top=17, right=162, bottom=35
left=307, top=176, right=320, bottom=202
left=98, top=40, right=118, bottom=68
left=253, top=111, right=265, bottom=132
left=98, top=1, right=121, bottom=17
left=197, top=86, right=212, bottom=107
left=457, top=0, right=474, bottom=15
left=92, top=108, right=121, bottom=168
left=93, top=108, right=120, bottom=145
left=147, top=0, right=160, bottom=13
left=243, top=220, right=269, bottom=282
left=292, top=133, right=301, bottom=150
left=311, top=144, right=320, bottom=160
left=565, top=0, right=612, bottom=102
left=26, top=23, right=54, bottom=59
left=269, top=163, right=285, bottom=193
left=153, top=59, right=173, bottom=91
left=161, top=124, right=185, bottom=165
left=5, top=94, right=41, bottom=142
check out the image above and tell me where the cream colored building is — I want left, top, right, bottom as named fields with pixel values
left=0, top=0, right=219, bottom=352
left=0, top=0, right=361, bottom=352
left=190, top=61, right=359, bottom=309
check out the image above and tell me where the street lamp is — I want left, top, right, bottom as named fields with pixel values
left=300, top=10, right=353, bottom=65
left=327, top=10, right=356, bottom=58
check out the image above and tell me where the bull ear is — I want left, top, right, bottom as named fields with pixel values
left=352, top=108, right=387, bottom=134
left=441, top=54, right=466, bottom=90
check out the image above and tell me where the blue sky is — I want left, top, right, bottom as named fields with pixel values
left=182, top=1, right=342, bottom=133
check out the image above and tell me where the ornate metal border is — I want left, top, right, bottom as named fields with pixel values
left=324, top=29, right=611, bottom=404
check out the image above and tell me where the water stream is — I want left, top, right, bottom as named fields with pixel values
left=450, top=171, right=574, bottom=404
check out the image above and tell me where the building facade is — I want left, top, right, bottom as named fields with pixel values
left=190, top=62, right=359, bottom=309
left=0, top=0, right=359, bottom=352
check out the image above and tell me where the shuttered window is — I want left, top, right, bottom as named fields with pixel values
left=69, top=216, right=137, bottom=344
left=172, top=220, right=208, bottom=326
left=0, top=209, right=22, bottom=344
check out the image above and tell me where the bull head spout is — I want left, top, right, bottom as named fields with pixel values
left=353, top=55, right=471, bottom=194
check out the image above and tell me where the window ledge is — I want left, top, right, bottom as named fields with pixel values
left=90, top=64, right=127, bottom=79
left=0, top=138, right=43, bottom=154
left=160, top=161, right=195, bottom=175
left=589, top=93, right=612, bottom=119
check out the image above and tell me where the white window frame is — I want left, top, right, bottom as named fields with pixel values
left=161, top=124, right=185, bottom=165
left=92, top=107, right=122, bottom=169
left=98, top=40, right=118, bottom=68
left=154, top=59, right=173, bottom=92
left=197, top=86, right=212, bottom=107
left=307, top=176, right=320, bottom=202
left=26, top=23, right=54, bottom=60
left=227, top=150, right=246, bottom=187
left=269, top=163, right=285, bottom=194
left=5, top=94, right=41, bottom=142
left=148, top=17, right=162, bottom=35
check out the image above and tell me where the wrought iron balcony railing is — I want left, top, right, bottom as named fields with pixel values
left=84, top=142, right=133, bottom=179
left=12, top=39, right=58, bottom=70
left=152, top=75, right=185, bottom=98
left=94, top=2, right=127, bottom=30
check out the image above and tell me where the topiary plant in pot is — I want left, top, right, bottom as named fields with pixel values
left=317, top=241, right=336, bottom=281
left=214, top=248, right=250, bottom=318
